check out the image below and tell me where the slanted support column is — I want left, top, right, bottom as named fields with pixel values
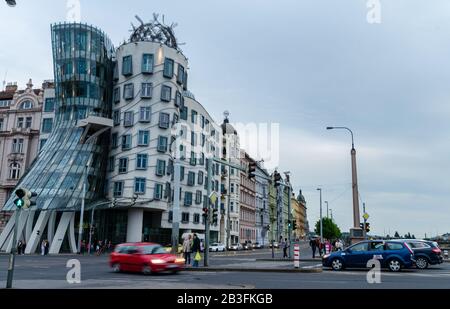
left=25, top=210, right=51, bottom=254
left=126, top=208, right=143, bottom=243
left=48, top=211, right=57, bottom=245
left=49, top=212, right=75, bottom=254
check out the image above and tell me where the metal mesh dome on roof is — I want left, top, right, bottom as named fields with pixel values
left=129, top=14, right=182, bottom=52
left=182, top=90, right=196, bottom=101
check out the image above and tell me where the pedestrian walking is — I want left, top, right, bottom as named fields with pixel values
left=282, top=238, right=289, bottom=258
left=17, top=240, right=23, bottom=255
left=22, top=241, right=26, bottom=255
left=182, top=234, right=192, bottom=265
left=44, top=240, right=49, bottom=255
left=310, top=238, right=317, bottom=258
left=41, top=240, right=46, bottom=256
left=191, top=234, right=201, bottom=267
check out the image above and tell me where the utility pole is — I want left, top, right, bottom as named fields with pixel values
left=325, top=201, right=329, bottom=218
left=204, top=158, right=212, bottom=266
left=171, top=158, right=181, bottom=254
left=317, top=188, right=323, bottom=243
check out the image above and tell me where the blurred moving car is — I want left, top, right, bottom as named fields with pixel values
left=228, top=243, right=243, bottom=251
left=394, top=239, right=443, bottom=269
left=110, top=243, right=185, bottom=274
left=209, top=243, right=226, bottom=252
left=269, top=242, right=279, bottom=249
left=254, top=242, right=263, bottom=249
left=322, top=240, right=415, bottom=272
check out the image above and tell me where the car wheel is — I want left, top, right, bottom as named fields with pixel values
left=331, top=258, right=343, bottom=271
left=216, top=249, right=219, bottom=252
left=112, top=263, right=121, bottom=273
left=388, top=258, right=402, bottom=272
left=416, top=257, right=429, bottom=270
left=142, top=265, right=152, bottom=275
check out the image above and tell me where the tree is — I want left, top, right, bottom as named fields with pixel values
left=411, top=234, right=416, bottom=239
left=394, top=231, right=400, bottom=238
left=314, top=217, right=341, bottom=240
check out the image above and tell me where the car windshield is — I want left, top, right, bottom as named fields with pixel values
left=140, top=245, right=167, bottom=255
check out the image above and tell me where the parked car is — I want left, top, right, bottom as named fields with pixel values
left=394, top=239, right=443, bottom=269
left=254, top=242, right=263, bottom=249
left=110, top=242, right=185, bottom=275
left=209, top=243, right=226, bottom=252
left=241, top=243, right=251, bottom=250
left=228, top=243, right=243, bottom=251
left=322, top=240, right=415, bottom=272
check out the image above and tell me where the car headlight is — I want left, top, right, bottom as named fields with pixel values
left=151, top=259, right=165, bottom=264
left=323, top=254, right=330, bottom=259
left=175, top=258, right=185, bottom=263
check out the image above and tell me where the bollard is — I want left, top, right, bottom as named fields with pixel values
left=294, top=244, right=300, bottom=268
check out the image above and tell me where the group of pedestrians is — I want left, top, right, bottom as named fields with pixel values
left=182, top=233, right=202, bottom=267
left=309, top=238, right=344, bottom=258
left=79, top=239, right=113, bottom=255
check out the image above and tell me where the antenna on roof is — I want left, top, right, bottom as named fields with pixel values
left=2, top=70, right=7, bottom=91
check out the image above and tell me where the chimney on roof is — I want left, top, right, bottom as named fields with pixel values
left=5, top=82, right=18, bottom=92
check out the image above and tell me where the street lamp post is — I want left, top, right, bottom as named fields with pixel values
left=325, top=201, right=329, bottom=218
left=330, top=209, right=333, bottom=222
left=317, top=188, right=323, bottom=243
left=327, top=126, right=362, bottom=242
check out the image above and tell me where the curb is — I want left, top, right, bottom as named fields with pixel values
left=184, top=267, right=322, bottom=273
left=257, top=258, right=322, bottom=262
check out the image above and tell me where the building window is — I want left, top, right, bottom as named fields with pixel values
left=180, top=166, right=185, bottom=181
left=0, top=118, right=3, bottom=131
left=111, top=133, right=118, bottom=149
left=42, top=118, right=53, bottom=133
left=231, top=202, right=234, bottom=212
left=142, top=54, right=154, bottom=74
left=231, top=183, right=234, bottom=193
left=141, top=83, right=153, bottom=98
left=199, top=152, right=205, bottom=166
left=139, top=106, right=151, bottom=122
left=113, top=181, right=124, bottom=197
left=118, top=158, right=128, bottom=173
left=136, top=154, right=148, bottom=170
left=191, top=132, right=197, bottom=146
left=198, top=171, right=204, bottom=185
left=154, top=183, right=163, bottom=200
left=174, top=91, right=182, bottom=108
left=180, top=106, right=188, bottom=120
left=159, top=113, right=170, bottom=129
left=113, top=110, right=120, bottom=126
left=122, top=55, right=133, bottom=76
left=75, top=30, right=87, bottom=51
left=122, top=134, right=132, bottom=150
left=44, top=98, right=55, bottom=112
left=135, top=178, right=146, bottom=194
left=190, top=151, right=196, bottom=166
left=20, top=100, right=33, bottom=110
left=123, top=83, right=134, bottom=100
left=25, top=117, right=32, bottom=129
left=195, top=190, right=202, bottom=204
left=138, top=130, right=149, bottom=146
left=168, top=211, right=173, bottom=223
left=123, top=111, right=134, bottom=127
left=184, top=192, right=193, bottom=206
left=163, top=58, right=174, bottom=78
left=39, top=139, right=47, bottom=150
left=187, top=171, right=195, bottom=186
left=17, top=117, right=24, bottom=128
left=157, top=136, right=168, bottom=153
left=194, top=214, right=200, bottom=224
left=12, top=138, right=24, bottom=153
left=184, top=71, right=188, bottom=90
left=177, top=64, right=185, bottom=85
left=161, top=85, right=172, bottom=102
left=9, top=163, right=21, bottom=179
left=156, top=159, right=166, bottom=176
left=182, top=212, right=190, bottom=223
left=191, top=110, right=198, bottom=124
left=108, top=156, right=115, bottom=172
left=113, top=87, right=120, bottom=103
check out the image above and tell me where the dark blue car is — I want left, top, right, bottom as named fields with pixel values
left=322, top=240, right=415, bottom=272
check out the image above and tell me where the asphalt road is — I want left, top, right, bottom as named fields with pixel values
left=1, top=250, right=449, bottom=289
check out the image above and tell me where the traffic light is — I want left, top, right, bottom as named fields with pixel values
left=293, top=220, right=297, bottom=230
left=14, top=188, right=36, bottom=209
left=360, top=223, right=364, bottom=229
left=273, top=171, right=282, bottom=187
left=365, top=222, right=370, bottom=233
left=288, top=220, right=292, bottom=229
left=248, top=161, right=257, bottom=179
left=202, top=207, right=209, bottom=218
left=212, top=208, right=218, bottom=225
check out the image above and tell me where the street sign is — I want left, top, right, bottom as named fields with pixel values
left=209, top=192, right=218, bottom=205
left=363, top=213, right=369, bottom=220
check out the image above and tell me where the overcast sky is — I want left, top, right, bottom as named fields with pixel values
left=1, top=0, right=449, bottom=238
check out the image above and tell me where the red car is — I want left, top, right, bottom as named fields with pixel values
left=109, top=242, right=185, bottom=275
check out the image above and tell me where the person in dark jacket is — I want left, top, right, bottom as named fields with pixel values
left=310, top=238, right=317, bottom=258
left=191, top=234, right=201, bottom=267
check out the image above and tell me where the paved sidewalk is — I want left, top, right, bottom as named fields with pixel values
left=185, top=260, right=323, bottom=273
